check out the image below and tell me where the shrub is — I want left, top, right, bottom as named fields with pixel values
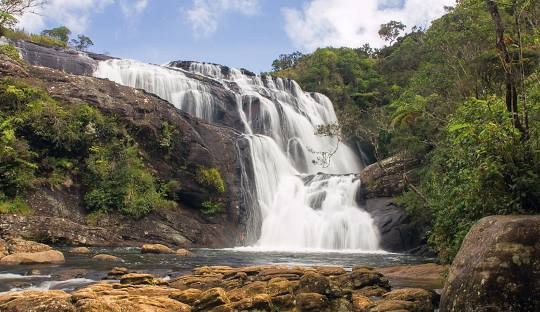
left=3, top=29, right=67, bottom=48
left=196, top=167, right=225, bottom=193
left=201, top=200, right=225, bottom=215
left=0, top=44, right=21, bottom=62
left=0, top=196, right=31, bottom=215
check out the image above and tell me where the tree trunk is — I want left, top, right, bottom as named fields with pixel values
left=486, top=0, right=525, bottom=134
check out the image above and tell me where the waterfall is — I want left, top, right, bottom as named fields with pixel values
left=93, top=59, right=381, bottom=252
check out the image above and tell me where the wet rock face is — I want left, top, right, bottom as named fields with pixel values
left=440, top=215, right=540, bottom=312
left=0, top=265, right=440, bottom=311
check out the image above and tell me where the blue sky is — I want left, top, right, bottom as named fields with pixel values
left=17, top=0, right=455, bottom=72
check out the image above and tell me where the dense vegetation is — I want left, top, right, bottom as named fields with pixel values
left=274, top=0, right=540, bottom=262
left=0, top=79, right=174, bottom=218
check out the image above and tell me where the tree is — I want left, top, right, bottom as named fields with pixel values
left=378, top=20, right=406, bottom=44
left=41, top=26, right=70, bottom=44
left=0, top=0, right=45, bottom=33
left=69, top=34, right=93, bottom=51
left=271, top=51, right=304, bottom=72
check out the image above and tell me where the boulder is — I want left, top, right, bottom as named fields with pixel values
left=378, top=263, right=447, bottom=289
left=352, top=293, right=373, bottom=311
left=0, top=290, right=75, bottom=312
left=169, top=288, right=203, bottom=306
left=295, top=293, right=329, bottom=311
left=366, top=299, right=416, bottom=311
left=298, top=272, right=333, bottom=296
left=141, top=243, right=175, bottom=254
left=383, top=288, right=438, bottom=312
left=176, top=248, right=194, bottom=257
left=440, top=215, right=540, bottom=312
left=0, top=250, right=65, bottom=264
left=92, top=254, right=122, bottom=262
left=103, top=267, right=130, bottom=280
left=69, top=247, right=91, bottom=254
left=192, top=288, right=230, bottom=311
left=358, top=156, right=419, bottom=199
left=7, top=238, right=52, bottom=254
left=120, top=273, right=156, bottom=285
left=228, top=294, right=274, bottom=311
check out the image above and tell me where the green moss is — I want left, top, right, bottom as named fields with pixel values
left=196, top=167, right=225, bottom=193
left=160, top=121, right=175, bottom=151
left=0, top=44, right=21, bottom=63
left=0, top=197, right=32, bottom=215
left=201, top=200, right=225, bottom=215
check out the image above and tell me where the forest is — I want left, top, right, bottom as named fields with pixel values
left=272, top=0, right=540, bottom=262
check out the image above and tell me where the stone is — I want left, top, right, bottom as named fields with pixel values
left=69, top=247, right=91, bottom=254
left=0, top=238, right=8, bottom=258
left=169, top=288, right=203, bottom=305
left=193, top=287, right=230, bottom=311
left=169, top=274, right=226, bottom=291
left=176, top=248, right=194, bottom=257
left=383, top=288, right=438, bottom=312
left=378, top=263, right=447, bottom=289
left=120, top=273, right=156, bottom=285
left=353, top=286, right=388, bottom=298
left=295, top=293, right=329, bottom=311
left=92, top=254, right=122, bottom=262
left=440, top=215, right=540, bottom=312
left=7, top=238, right=52, bottom=254
left=104, top=267, right=129, bottom=280
left=0, top=250, right=65, bottom=264
left=141, top=243, right=175, bottom=254
left=0, top=290, right=75, bottom=312
left=298, top=272, right=333, bottom=296
left=366, top=299, right=416, bottom=311
left=228, top=294, right=274, bottom=311
left=352, top=293, right=373, bottom=311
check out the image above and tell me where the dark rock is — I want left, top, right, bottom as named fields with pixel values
left=358, top=156, right=419, bottom=199
left=193, top=288, right=230, bottom=311
left=383, top=288, right=439, bottom=312
left=295, top=293, right=329, bottom=311
left=440, top=215, right=540, bottom=312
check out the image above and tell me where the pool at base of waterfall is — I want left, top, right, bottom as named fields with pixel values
left=0, top=247, right=433, bottom=293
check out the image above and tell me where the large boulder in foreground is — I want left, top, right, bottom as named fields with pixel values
left=440, top=215, right=540, bottom=312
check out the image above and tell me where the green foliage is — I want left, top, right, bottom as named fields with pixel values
left=41, top=26, right=71, bottom=44
left=407, top=98, right=540, bottom=262
left=0, top=78, right=171, bottom=218
left=69, top=34, right=94, bottom=51
left=196, top=167, right=225, bottom=193
left=0, top=43, right=21, bottom=62
left=201, top=200, right=225, bottom=215
left=84, top=144, right=174, bottom=218
left=378, top=20, right=406, bottom=44
left=0, top=196, right=31, bottom=214
left=3, top=29, right=67, bottom=48
left=271, top=51, right=304, bottom=72
left=160, top=121, right=174, bottom=150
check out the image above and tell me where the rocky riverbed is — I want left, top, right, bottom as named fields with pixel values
left=0, top=263, right=441, bottom=312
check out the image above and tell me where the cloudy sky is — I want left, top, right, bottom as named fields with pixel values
left=17, top=0, right=455, bottom=72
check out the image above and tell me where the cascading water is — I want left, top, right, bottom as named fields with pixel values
left=93, top=59, right=381, bottom=252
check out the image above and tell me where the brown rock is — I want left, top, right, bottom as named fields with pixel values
left=352, top=293, right=373, bottom=311
left=267, top=277, right=293, bottom=296
left=0, top=250, right=65, bottom=265
left=193, top=287, right=230, bottom=311
left=228, top=294, right=274, bottom=311
left=75, top=294, right=190, bottom=312
left=169, top=274, right=225, bottom=291
left=298, top=272, right=333, bottom=296
left=169, top=288, right=203, bottom=305
left=92, top=254, right=122, bottom=262
left=176, top=248, right=194, bottom=257
left=0, top=290, right=75, bottom=312
left=142, top=243, right=175, bottom=254
left=7, top=238, right=52, bottom=254
left=378, top=263, right=447, bottom=289
left=69, top=247, right=91, bottom=254
left=367, top=299, right=416, bottom=311
left=296, top=293, right=329, bottom=311
left=0, top=238, right=8, bottom=258
left=271, top=294, right=295, bottom=310
left=440, top=215, right=540, bottom=312
left=120, top=273, right=156, bottom=285
left=354, top=286, right=388, bottom=297
left=104, top=267, right=129, bottom=280
left=383, top=288, right=438, bottom=312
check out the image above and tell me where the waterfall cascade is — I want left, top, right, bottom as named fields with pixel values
left=94, top=59, right=381, bottom=252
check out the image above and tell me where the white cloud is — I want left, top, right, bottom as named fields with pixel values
left=16, top=0, right=148, bottom=33
left=185, top=0, right=260, bottom=37
left=283, top=0, right=456, bottom=51
left=118, top=0, right=148, bottom=17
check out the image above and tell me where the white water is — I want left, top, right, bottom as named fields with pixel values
left=93, top=59, right=380, bottom=252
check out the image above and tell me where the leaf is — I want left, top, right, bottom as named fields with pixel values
left=448, top=123, right=471, bottom=133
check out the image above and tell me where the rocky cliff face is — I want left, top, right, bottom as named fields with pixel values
left=0, top=51, right=249, bottom=248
